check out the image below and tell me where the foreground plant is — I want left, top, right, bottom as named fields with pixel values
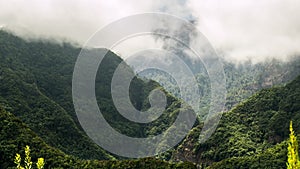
left=14, top=145, right=45, bottom=169
left=287, top=121, right=300, bottom=169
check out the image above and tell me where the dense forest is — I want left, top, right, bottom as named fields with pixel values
left=0, top=30, right=196, bottom=168
left=1, top=29, right=300, bottom=168
left=173, top=73, right=300, bottom=168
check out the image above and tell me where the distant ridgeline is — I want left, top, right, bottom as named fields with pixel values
left=1, top=29, right=300, bottom=168
left=140, top=49, right=300, bottom=120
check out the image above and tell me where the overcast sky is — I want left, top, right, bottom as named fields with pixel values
left=0, top=0, right=300, bottom=62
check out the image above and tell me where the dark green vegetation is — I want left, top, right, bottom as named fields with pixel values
left=0, top=30, right=113, bottom=160
left=173, top=73, right=300, bottom=168
left=0, top=105, right=195, bottom=168
left=0, top=30, right=196, bottom=168
left=1, top=29, right=300, bottom=168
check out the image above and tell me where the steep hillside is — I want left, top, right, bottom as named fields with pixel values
left=224, top=59, right=300, bottom=110
left=0, top=30, right=193, bottom=160
left=2, top=29, right=300, bottom=168
left=141, top=54, right=300, bottom=119
left=0, top=30, right=113, bottom=159
left=0, top=106, right=196, bottom=168
left=173, top=75, right=300, bottom=168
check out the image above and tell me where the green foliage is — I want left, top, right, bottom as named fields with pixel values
left=0, top=30, right=113, bottom=160
left=287, top=121, right=300, bottom=169
left=174, top=75, right=300, bottom=168
left=1, top=107, right=196, bottom=168
left=14, top=145, right=44, bottom=169
left=0, top=30, right=197, bottom=167
left=24, top=145, right=33, bottom=169
left=14, top=154, right=23, bottom=169
left=1, top=28, right=300, bottom=168
left=36, top=158, right=45, bottom=169
left=0, top=30, right=192, bottom=161
left=142, top=56, right=300, bottom=120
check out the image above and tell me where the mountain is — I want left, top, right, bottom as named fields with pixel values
left=0, top=106, right=69, bottom=168
left=140, top=55, right=300, bottom=120
left=0, top=30, right=195, bottom=162
left=1, top=29, right=300, bottom=168
left=173, top=74, right=300, bottom=168
left=0, top=30, right=113, bottom=159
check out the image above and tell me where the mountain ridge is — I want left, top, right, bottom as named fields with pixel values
left=173, top=75, right=300, bottom=168
left=1, top=29, right=300, bottom=168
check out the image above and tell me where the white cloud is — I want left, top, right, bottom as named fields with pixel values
left=0, top=0, right=299, bottom=62
left=0, top=0, right=155, bottom=43
left=188, top=0, right=300, bottom=62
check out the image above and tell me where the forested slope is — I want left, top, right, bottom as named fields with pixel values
left=0, top=30, right=193, bottom=161
left=173, top=75, right=300, bottom=168
left=0, top=30, right=113, bottom=159
left=1, top=29, right=300, bottom=168
left=0, top=106, right=196, bottom=168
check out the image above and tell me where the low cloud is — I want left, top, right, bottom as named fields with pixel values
left=188, top=0, right=300, bottom=62
left=1, top=0, right=299, bottom=62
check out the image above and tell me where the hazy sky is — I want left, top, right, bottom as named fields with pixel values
left=0, top=0, right=300, bottom=62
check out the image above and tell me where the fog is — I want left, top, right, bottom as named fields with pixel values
left=1, top=0, right=300, bottom=62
